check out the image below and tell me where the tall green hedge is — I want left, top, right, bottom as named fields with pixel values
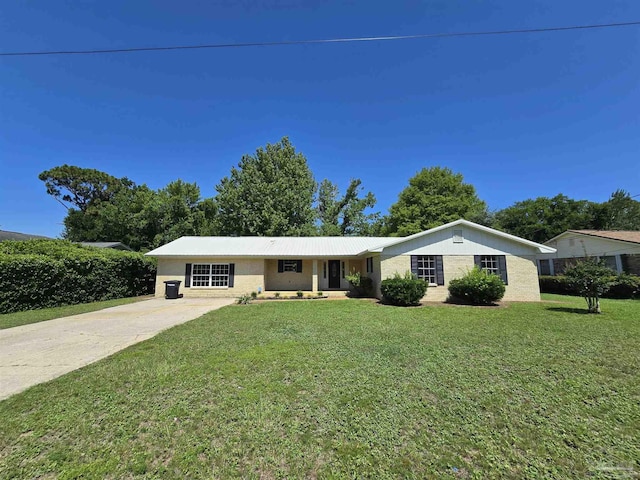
left=539, top=274, right=640, bottom=299
left=0, top=240, right=156, bottom=313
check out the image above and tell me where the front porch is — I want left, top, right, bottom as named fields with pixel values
left=263, top=258, right=364, bottom=293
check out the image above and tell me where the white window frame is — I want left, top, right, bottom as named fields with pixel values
left=416, top=255, right=437, bottom=285
left=191, top=263, right=230, bottom=288
left=283, top=260, right=299, bottom=272
left=480, top=256, right=499, bottom=276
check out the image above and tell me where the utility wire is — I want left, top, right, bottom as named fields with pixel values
left=2, top=20, right=640, bottom=57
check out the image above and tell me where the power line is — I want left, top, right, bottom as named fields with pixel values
left=2, top=20, right=640, bottom=57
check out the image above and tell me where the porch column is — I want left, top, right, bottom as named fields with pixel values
left=312, top=259, right=318, bottom=292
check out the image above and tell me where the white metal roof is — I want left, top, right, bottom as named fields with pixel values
left=365, top=219, right=556, bottom=254
left=146, top=236, right=397, bottom=258
left=145, top=220, right=556, bottom=257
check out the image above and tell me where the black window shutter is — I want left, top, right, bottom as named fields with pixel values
left=228, top=263, right=235, bottom=287
left=297, top=260, right=302, bottom=273
left=278, top=260, right=284, bottom=273
left=185, top=263, right=192, bottom=288
left=370, top=257, right=374, bottom=273
left=498, top=256, right=508, bottom=285
left=435, top=255, right=445, bottom=285
left=474, top=255, right=482, bottom=268
left=410, top=255, right=418, bottom=276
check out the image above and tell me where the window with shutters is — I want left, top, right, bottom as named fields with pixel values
left=416, top=256, right=437, bottom=284
left=192, top=263, right=230, bottom=287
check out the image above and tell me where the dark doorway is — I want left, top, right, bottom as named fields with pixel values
left=328, top=260, right=341, bottom=288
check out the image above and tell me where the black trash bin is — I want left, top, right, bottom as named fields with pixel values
left=164, top=280, right=183, bottom=299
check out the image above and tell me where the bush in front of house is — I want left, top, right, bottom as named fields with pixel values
left=448, top=267, right=506, bottom=305
left=0, top=239, right=156, bottom=314
left=603, top=273, right=640, bottom=299
left=538, top=275, right=575, bottom=296
left=539, top=273, right=639, bottom=299
left=380, top=272, right=427, bottom=306
left=345, top=271, right=374, bottom=297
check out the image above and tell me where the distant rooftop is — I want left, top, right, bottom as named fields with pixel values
left=0, top=230, right=51, bottom=241
left=568, top=230, right=640, bottom=245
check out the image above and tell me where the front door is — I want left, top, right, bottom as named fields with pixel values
left=328, top=260, right=341, bottom=289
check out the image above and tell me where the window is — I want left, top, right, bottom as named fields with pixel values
left=192, top=263, right=230, bottom=287
left=283, top=260, right=299, bottom=272
left=539, top=259, right=551, bottom=276
left=416, top=256, right=437, bottom=284
left=366, top=257, right=374, bottom=273
left=411, top=255, right=444, bottom=285
left=480, top=256, right=499, bottom=275
left=277, top=260, right=302, bottom=273
left=475, top=255, right=508, bottom=284
left=453, top=229, right=464, bottom=243
left=600, top=256, right=618, bottom=272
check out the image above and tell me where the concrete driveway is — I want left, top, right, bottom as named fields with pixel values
left=0, top=297, right=234, bottom=400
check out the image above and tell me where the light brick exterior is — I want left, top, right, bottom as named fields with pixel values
left=155, top=257, right=265, bottom=298
left=379, top=254, right=541, bottom=302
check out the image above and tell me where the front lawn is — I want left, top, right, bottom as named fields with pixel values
left=1, top=296, right=638, bottom=478
left=0, top=296, right=151, bottom=330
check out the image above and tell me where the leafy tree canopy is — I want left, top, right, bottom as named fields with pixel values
left=591, top=189, right=640, bottom=231
left=384, top=167, right=488, bottom=236
left=39, top=165, right=134, bottom=212
left=493, top=194, right=596, bottom=243
left=214, top=137, right=317, bottom=236
left=317, top=179, right=378, bottom=236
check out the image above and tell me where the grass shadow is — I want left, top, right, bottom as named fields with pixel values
left=546, top=307, right=590, bottom=315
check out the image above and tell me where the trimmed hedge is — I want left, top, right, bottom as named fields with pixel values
left=0, top=240, right=156, bottom=314
left=448, top=267, right=506, bottom=305
left=380, top=272, right=428, bottom=306
left=539, top=274, right=640, bottom=299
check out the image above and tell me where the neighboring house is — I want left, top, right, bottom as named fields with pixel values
left=0, top=230, right=51, bottom=241
left=146, top=219, right=555, bottom=302
left=79, top=242, right=133, bottom=251
left=538, top=230, right=640, bottom=276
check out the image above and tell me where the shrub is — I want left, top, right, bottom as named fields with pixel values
left=539, top=275, right=574, bottom=296
left=274, top=292, right=280, bottom=299
left=250, top=291, right=258, bottom=299
left=0, top=240, right=156, bottom=314
left=606, top=273, right=640, bottom=299
left=563, top=258, right=615, bottom=313
left=236, top=294, right=252, bottom=305
left=345, top=271, right=374, bottom=297
left=380, top=271, right=427, bottom=306
left=448, top=267, right=506, bottom=305
left=317, top=291, right=323, bottom=297
left=296, top=290, right=303, bottom=298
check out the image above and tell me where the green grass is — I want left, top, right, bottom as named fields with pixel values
left=1, top=295, right=639, bottom=478
left=0, top=296, right=151, bottom=330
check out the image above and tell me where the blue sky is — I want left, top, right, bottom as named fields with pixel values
left=2, top=1, right=639, bottom=238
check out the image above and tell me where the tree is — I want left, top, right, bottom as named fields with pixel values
left=493, top=194, right=595, bottom=243
left=317, top=179, right=379, bottom=236
left=214, top=137, right=317, bottom=236
left=383, top=167, right=488, bottom=236
left=39, top=165, right=134, bottom=212
left=42, top=165, right=218, bottom=251
left=591, top=190, right=640, bottom=231
left=564, top=258, right=615, bottom=314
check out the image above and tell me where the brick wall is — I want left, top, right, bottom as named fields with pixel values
left=155, top=258, right=265, bottom=298
left=379, top=254, right=541, bottom=302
